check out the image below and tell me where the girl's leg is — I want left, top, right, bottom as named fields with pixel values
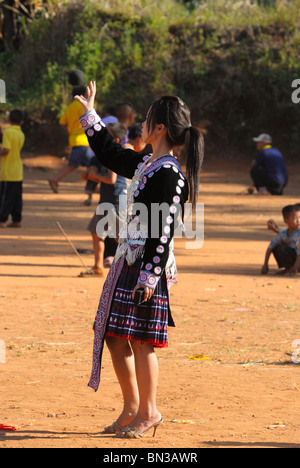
left=91, top=233, right=104, bottom=271
left=129, top=340, right=161, bottom=432
left=105, top=336, right=139, bottom=426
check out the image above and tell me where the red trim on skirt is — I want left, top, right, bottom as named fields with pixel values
left=105, top=330, right=169, bottom=348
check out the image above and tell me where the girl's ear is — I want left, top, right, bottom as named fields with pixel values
left=156, top=124, right=166, bottom=135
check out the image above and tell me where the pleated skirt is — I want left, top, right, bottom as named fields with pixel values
left=105, top=258, right=175, bottom=348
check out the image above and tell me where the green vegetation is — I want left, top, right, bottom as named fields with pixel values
left=1, top=0, right=300, bottom=157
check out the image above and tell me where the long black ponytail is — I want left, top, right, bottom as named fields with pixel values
left=185, top=126, right=205, bottom=209
left=146, top=96, right=205, bottom=209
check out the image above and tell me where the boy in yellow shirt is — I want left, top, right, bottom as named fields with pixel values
left=48, top=86, right=93, bottom=193
left=0, top=110, right=25, bottom=228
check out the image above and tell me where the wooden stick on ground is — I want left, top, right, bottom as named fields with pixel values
left=56, top=221, right=91, bottom=272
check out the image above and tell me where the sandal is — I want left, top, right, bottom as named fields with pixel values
left=48, top=179, right=59, bottom=193
left=78, top=268, right=104, bottom=277
left=117, top=418, right=163, bottom=439
left=102, top=420, right=125, bottom=434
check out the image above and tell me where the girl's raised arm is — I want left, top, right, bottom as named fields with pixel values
left=75, top=81, right=146, bottom=179
left=74, top=81, right=97, bottom=113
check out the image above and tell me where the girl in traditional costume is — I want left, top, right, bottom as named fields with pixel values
left=76, top=82, right=204, bottom=439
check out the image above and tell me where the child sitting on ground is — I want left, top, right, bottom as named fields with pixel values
left=267, top=203, right=300, bottom=234
left=262, top=204, right=300, bottom=276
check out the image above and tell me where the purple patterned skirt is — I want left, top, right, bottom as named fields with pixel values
left=88, top=257, right=174, bottom=392
left=106, top=258, right=174, bottom=347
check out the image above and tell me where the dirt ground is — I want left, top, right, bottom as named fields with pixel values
left=0, top=153, right=300, bottom=449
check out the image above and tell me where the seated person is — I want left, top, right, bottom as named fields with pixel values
left=262, top=204, right=300, bottom=275
left=267, top=203, right=300, bottom=233
left=249, top=134, right=288, bottom=195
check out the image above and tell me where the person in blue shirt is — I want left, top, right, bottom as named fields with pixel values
left=250, top=133, right=288, bottom=195
left=262, top=204, right=300, bottom=276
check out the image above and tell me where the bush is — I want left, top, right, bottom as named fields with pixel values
left=2, top=0, right=300, bottom=157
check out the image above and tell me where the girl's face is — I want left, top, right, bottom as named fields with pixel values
left=141, top=118, right=149, bottom=144
left=141, top=109, right=153, bottom=144
left=141, top=107, right=164, bottom=145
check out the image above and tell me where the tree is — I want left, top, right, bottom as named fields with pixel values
left=0, top=0, right=35, bottom=50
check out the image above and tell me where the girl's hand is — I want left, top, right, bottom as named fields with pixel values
left=74, top=81, right=96, bottom=113
left=132, top=283, right=155, bottom=302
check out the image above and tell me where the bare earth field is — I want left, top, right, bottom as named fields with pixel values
left=0, top=153, right=300, bottom=449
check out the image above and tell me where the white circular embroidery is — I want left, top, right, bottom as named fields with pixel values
left=87, top=129, right=94, bottom=137
left=140, top=273, right=147, bottom=282
left=176, top=186, right=182, bottom=194
left=148, top=276, right=156, bottom=285
left=166, top=216, right=173, bottom=224
left=172, top=166, right=179, bottom=173
left=178, top=179, right=184, bottom=187
left=164, top=226, right=171, bottom=234
left=145, top=263, right=152, bottom=270
left=156, top=245, right=164, bottom=253
left=94, top=124, right=101, bottom=131
left=160, top=236, right=168, bottom=244
left=173, top=195, right=180, bottom=203
left=170, top=205, right=177, bottom=214
left=153, top=256, right=160, bottom=264
left=154, top=267, right=162, bottom=275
